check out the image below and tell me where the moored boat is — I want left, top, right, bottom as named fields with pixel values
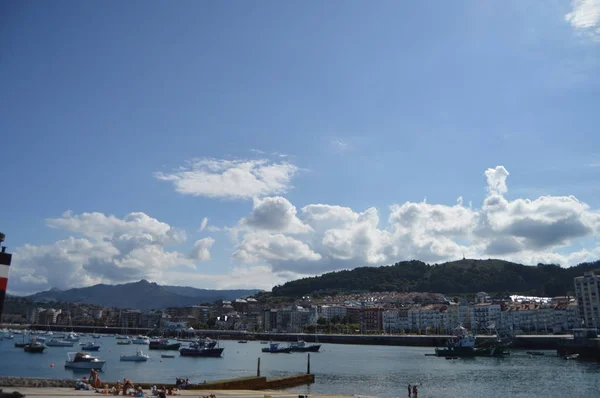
left=131, top=335, right=150, bottom=345
left=149, top=338, right=181, bottom=350
left=120, top=349, right=150, bottom=362
left=64, top=352, right=106, bottom=370
left=434, top=326, right=510, bottom=358
left=262, top=342, right=292, bottom=354
left=179, top=339, right=224, bottom=357
left=288, top=340, right=321, bottom=353
left=24, top=340, right=46, bottom=353
left=161, top=354, right=176, bottom=358
left=80, top=341, right=101, bottom=351
left=117, top=339, right=132, bottom=345
left=46, top=339, right=75, bottom=347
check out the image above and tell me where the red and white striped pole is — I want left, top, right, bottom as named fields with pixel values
left=0, top=232, right=13, bottom=321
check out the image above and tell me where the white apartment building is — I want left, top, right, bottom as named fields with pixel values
left=320, top=305, right=347, bottom=320
left=383, top=309, right=400, bottom=333
left=470, top=303, right=501, bottom=332
left=574, top=272, right=600, bottom=328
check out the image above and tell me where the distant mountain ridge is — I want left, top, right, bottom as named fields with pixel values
left=26, top=280, right=262, bottom=310
left=271, top=258, right=600, bottom=298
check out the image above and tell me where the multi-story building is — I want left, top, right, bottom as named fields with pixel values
left=361, top=307, right=383, bottom=333
left=574, top=272, right=600, bottom=328
left=470, top=303, right=501, bottom=332
left=263, top=309, right=278, bottom=332
left=119, top=310, right=141, bottom=329
left=383, top=309, right=400, bottom=333
left=320, top=305, right=347, bottom=320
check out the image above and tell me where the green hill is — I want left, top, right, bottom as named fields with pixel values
left=271, top=259, right=600, bottom=297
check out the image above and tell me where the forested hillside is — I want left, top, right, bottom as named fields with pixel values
left=271, top=259, right=600, bottom=297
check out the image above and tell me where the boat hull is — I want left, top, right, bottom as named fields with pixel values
left=434, top=346, right=509, bottom=358
left=120, top=357, right=149, bottom=362
left=24, top=345, right=46, bottom=353
left=81, top=346, right=100, bottom=351
left=179, top=347, right=224, bottom=357
left=262, top=347, right=292, bottom=353
left=289, top=344, right=321, bottom=353
left=149, top=343, right=181, bottom=350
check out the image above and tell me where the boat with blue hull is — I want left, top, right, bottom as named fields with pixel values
left=262, top=342, right=292, bottom=353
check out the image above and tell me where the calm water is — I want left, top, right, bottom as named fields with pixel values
left=1, top=336, right=600, bottom=398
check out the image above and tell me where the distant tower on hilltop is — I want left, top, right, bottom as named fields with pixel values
left=0, top=232, right=13, bottom=321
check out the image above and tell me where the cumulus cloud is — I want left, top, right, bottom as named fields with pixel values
left=9, top=212, right=195, bottom=294
left=199, top=217, right=209, bottom=232
left=565, top=0, right=600, bottom=39
left=190, top=237, right=215, bottom=261
left=240, top=196, right=312, bottom=233
left=154, top=158, right=299, bottom=199
left=230, top=166, right=600, bottom=274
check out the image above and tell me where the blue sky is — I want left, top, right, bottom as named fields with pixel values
left=2, top=1, right=600, bottom=294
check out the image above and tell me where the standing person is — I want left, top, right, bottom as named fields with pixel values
left=407, top=384, right=411, bottom=397
left=412, top=384, right=418, bottom=398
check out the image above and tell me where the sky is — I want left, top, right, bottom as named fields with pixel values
left=1, top=0, right=600, bottom=295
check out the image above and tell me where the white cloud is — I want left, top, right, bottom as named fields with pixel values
left=154, top=158, right=299, bottom=199
left=565, top=0, right=600, bottom=39
left=233, top=231, right=321, bottom=264
left=230, top=166, right=600, bottom=275
left=190, top=237, right=215, bottom=261
left=9, top=212, right=195, bottom=295
left=240, top=196, right=312, bottom=234
left=199, top=217, right=209, bottom=232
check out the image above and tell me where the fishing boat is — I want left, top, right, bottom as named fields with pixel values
left=64, top=352, right=106, bottom=370
left=120, top=349, right=150, bottom=362
left=288, top=340, right=321, bottom=353
left=149, top=338, right=181, bottom=350
left=262, top=342, right=292, bottom=354
left=434, top=326, right=510, bottom=358
left=46, top=339, right=75, bottom=347
left=80, top=341, right=101, bottom=351
left=24, top=340, right=46, bottom=353
left=179, top=339, right=224, bottom=357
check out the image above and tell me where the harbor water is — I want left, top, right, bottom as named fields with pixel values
left=1, top=336, right=600, bottom=397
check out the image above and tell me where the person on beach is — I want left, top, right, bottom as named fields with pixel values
left=412, top=384, right=418, bottom=398
left=407, top=383, right=411, bottom=397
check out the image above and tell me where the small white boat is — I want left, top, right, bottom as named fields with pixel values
left=120, top=349, right=150, bottom=362
left=64, top=333, right=80, bottom=342
left=46, top=339, right=75, bottom=347
left=131, top=335, right=150, bottom=345
left=65, top=352, right=106, bottom=369
left=117, top=339, right=132, bottom=345
left=80, top=341, right=101, bottom=351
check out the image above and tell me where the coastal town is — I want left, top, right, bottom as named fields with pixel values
left=2, top=271, right=598, bottom=338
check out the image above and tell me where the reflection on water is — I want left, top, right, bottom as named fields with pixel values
left=2, top=338, right=600, bottom=397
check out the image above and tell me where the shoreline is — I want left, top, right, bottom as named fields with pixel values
left=0, top=387, right=352, bottom=398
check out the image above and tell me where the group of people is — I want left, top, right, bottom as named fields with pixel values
left=407, top=383, right=419, bottom=398
left=175, top=377, right=190, bottom=388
